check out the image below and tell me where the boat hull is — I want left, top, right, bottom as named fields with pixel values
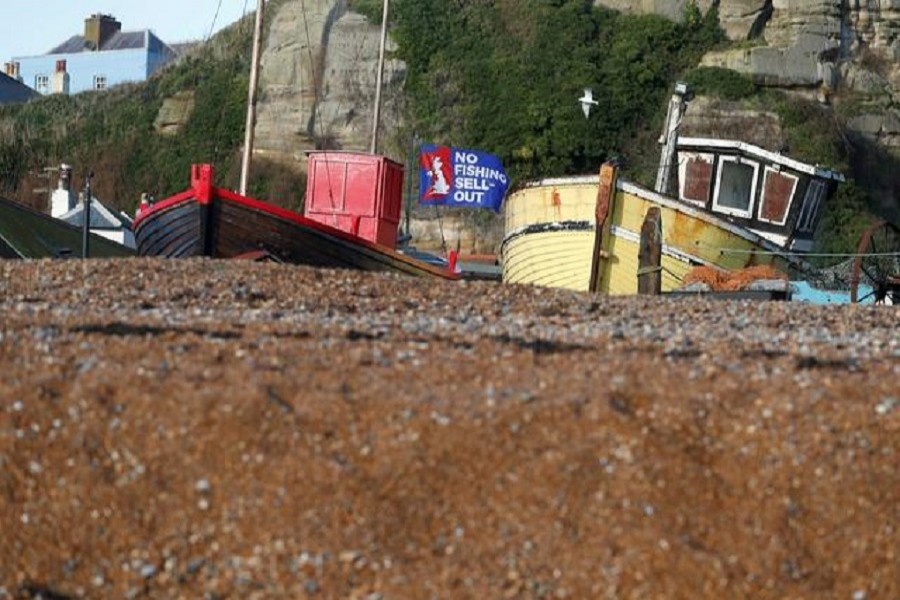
left=502, top=180, right=598, bottom=291
left=502, top=168, right=795, bottom=294
left=134, top=169, right=457, bottom=280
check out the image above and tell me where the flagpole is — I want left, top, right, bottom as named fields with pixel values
left=240, top=0, right=266, bottom=196
left=404, top=133, right=417, bottom=237
left=369, top=0, right=389, bottom=154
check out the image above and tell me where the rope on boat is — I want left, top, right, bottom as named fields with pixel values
left=636, top=265, right=663, bottom=276
left=661, top=266, right=683, bottom=282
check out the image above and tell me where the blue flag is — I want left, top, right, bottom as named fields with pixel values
left=418, top=145, right=509, bottom=212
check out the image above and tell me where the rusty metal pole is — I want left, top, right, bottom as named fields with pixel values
left=240, top=0, right=266, bottom=196
left=638, top=207, right=662, bottom=295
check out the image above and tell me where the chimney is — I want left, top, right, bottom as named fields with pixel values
left=51, top=60, right=70, bottom=95
left=4, top=61, right=22, bottom=81
left=84, top=14, right=122, bottom=51
left=58, top=164, right=73, bottom=191
left=51, top=164, right=76, bottom=218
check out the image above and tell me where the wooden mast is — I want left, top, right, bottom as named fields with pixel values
left=240, top=0, right=266, bottom=196
left=369, top=0, right=390, bottom=154
left=654, top=82, right=691, bottom=196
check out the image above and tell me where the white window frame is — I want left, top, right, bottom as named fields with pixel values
left=35, top=74, right=49, bottom=94
left=678, top=151, right=715, bottom=206
left=93, top=75, right=107, bottom=90
left=712, top=155, right=759, bottom=219
left=796, top=179, right=826, bottom=233
left=757, top=166, right=798, bottom=226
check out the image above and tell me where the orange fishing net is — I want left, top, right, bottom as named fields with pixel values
left=683, top=265, right=788, bottom=291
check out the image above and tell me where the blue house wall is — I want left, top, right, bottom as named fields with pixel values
left=16, top=46, right=149, bottom=95
left=13, top=26, right=176, bottom=96
left=147, top=35, right=174, bottom=77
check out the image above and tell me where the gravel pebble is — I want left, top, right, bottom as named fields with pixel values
left=0, top=258, right=897, bottom=599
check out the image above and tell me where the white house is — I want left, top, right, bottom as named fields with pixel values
left=51, top=164, right=136, bottom=249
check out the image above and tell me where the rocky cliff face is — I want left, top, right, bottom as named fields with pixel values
left=256, top=0, right=899, bottom=163
left=253, top=0, right=405, bottom=168
left=594, top=0, right=900, bottom=154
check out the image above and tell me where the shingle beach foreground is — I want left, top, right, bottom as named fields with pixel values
left=1, top=259, right=897, bottom=599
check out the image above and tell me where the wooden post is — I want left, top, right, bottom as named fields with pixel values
left=589, top=162, right=617, bottom=293
left=369, top=0, right=390, bottom=154
left=654, top=83, right=690, bottom=196
left=239, top=0, right=266, bottom=196
left=638, top=207, right=662, bottom=295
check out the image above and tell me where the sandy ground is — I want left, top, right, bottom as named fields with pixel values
left=0, top=258, right=897, bottom=599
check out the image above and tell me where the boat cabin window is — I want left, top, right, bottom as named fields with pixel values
left=713, top=156, right=758, bottom=219
left=678, top=152, right=714, bottom=206
left=796, top=179, right=826, bottom=233
left=758, top=167, right=798, bottom=226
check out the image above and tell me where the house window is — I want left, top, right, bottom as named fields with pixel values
left=758, top=167, right=798, bottom=226
left=796, top=179, right=826, bottom=233
left=712, top=156, right=759, bottom=219
left=35, top=74, right=49, bottom=94
left=678, top=152, right=714, bottom=206
left=93, top=75, right=107, bottom=90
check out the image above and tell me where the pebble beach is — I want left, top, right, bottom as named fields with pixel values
left=1, top=258, right=897, bottom=598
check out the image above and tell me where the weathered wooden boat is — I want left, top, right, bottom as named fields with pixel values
left=0, top=194, right=135, bottom=259
left=133, top=159, right=458, bottom=280
left=502, top=135, right=844, bottom=295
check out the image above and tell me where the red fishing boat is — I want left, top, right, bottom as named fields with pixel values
left=133, top=153, right=459, bottom=280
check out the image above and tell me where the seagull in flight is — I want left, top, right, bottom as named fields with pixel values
left=578, top=88, right=599, bottom=118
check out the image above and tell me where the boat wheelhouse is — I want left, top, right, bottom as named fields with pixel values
left=675, top=137, right=844, bottom=253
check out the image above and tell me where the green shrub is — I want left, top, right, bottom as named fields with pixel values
left=684, top=67, right=757, bottom=100
left=349, top=0, right=385, bottom=23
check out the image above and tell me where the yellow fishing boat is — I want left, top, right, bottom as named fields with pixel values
left=502, top=91, right=845, bottom=295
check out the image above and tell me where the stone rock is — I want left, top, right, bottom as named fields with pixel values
left=254, top=0, right=405, bottom=169
left=843, top=63, right=891, bottom=94
left=715, top=1, right=771, bottom=41
left=407, top=214, right=502, bottom=255
left=597, top=0, right=898, bottom=97
left=849, top=113, right=886, bottom=138
left=679, top=96, right=786, bottom=150
left=701, top=33, right=838, bottom=88
left=153, top=91, right=196, bottom=136
left=592, top=0, right=689, bottom=21
left=848, top=109, right=900, bottom=147
left=593, top=0, right=770, bottom=40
